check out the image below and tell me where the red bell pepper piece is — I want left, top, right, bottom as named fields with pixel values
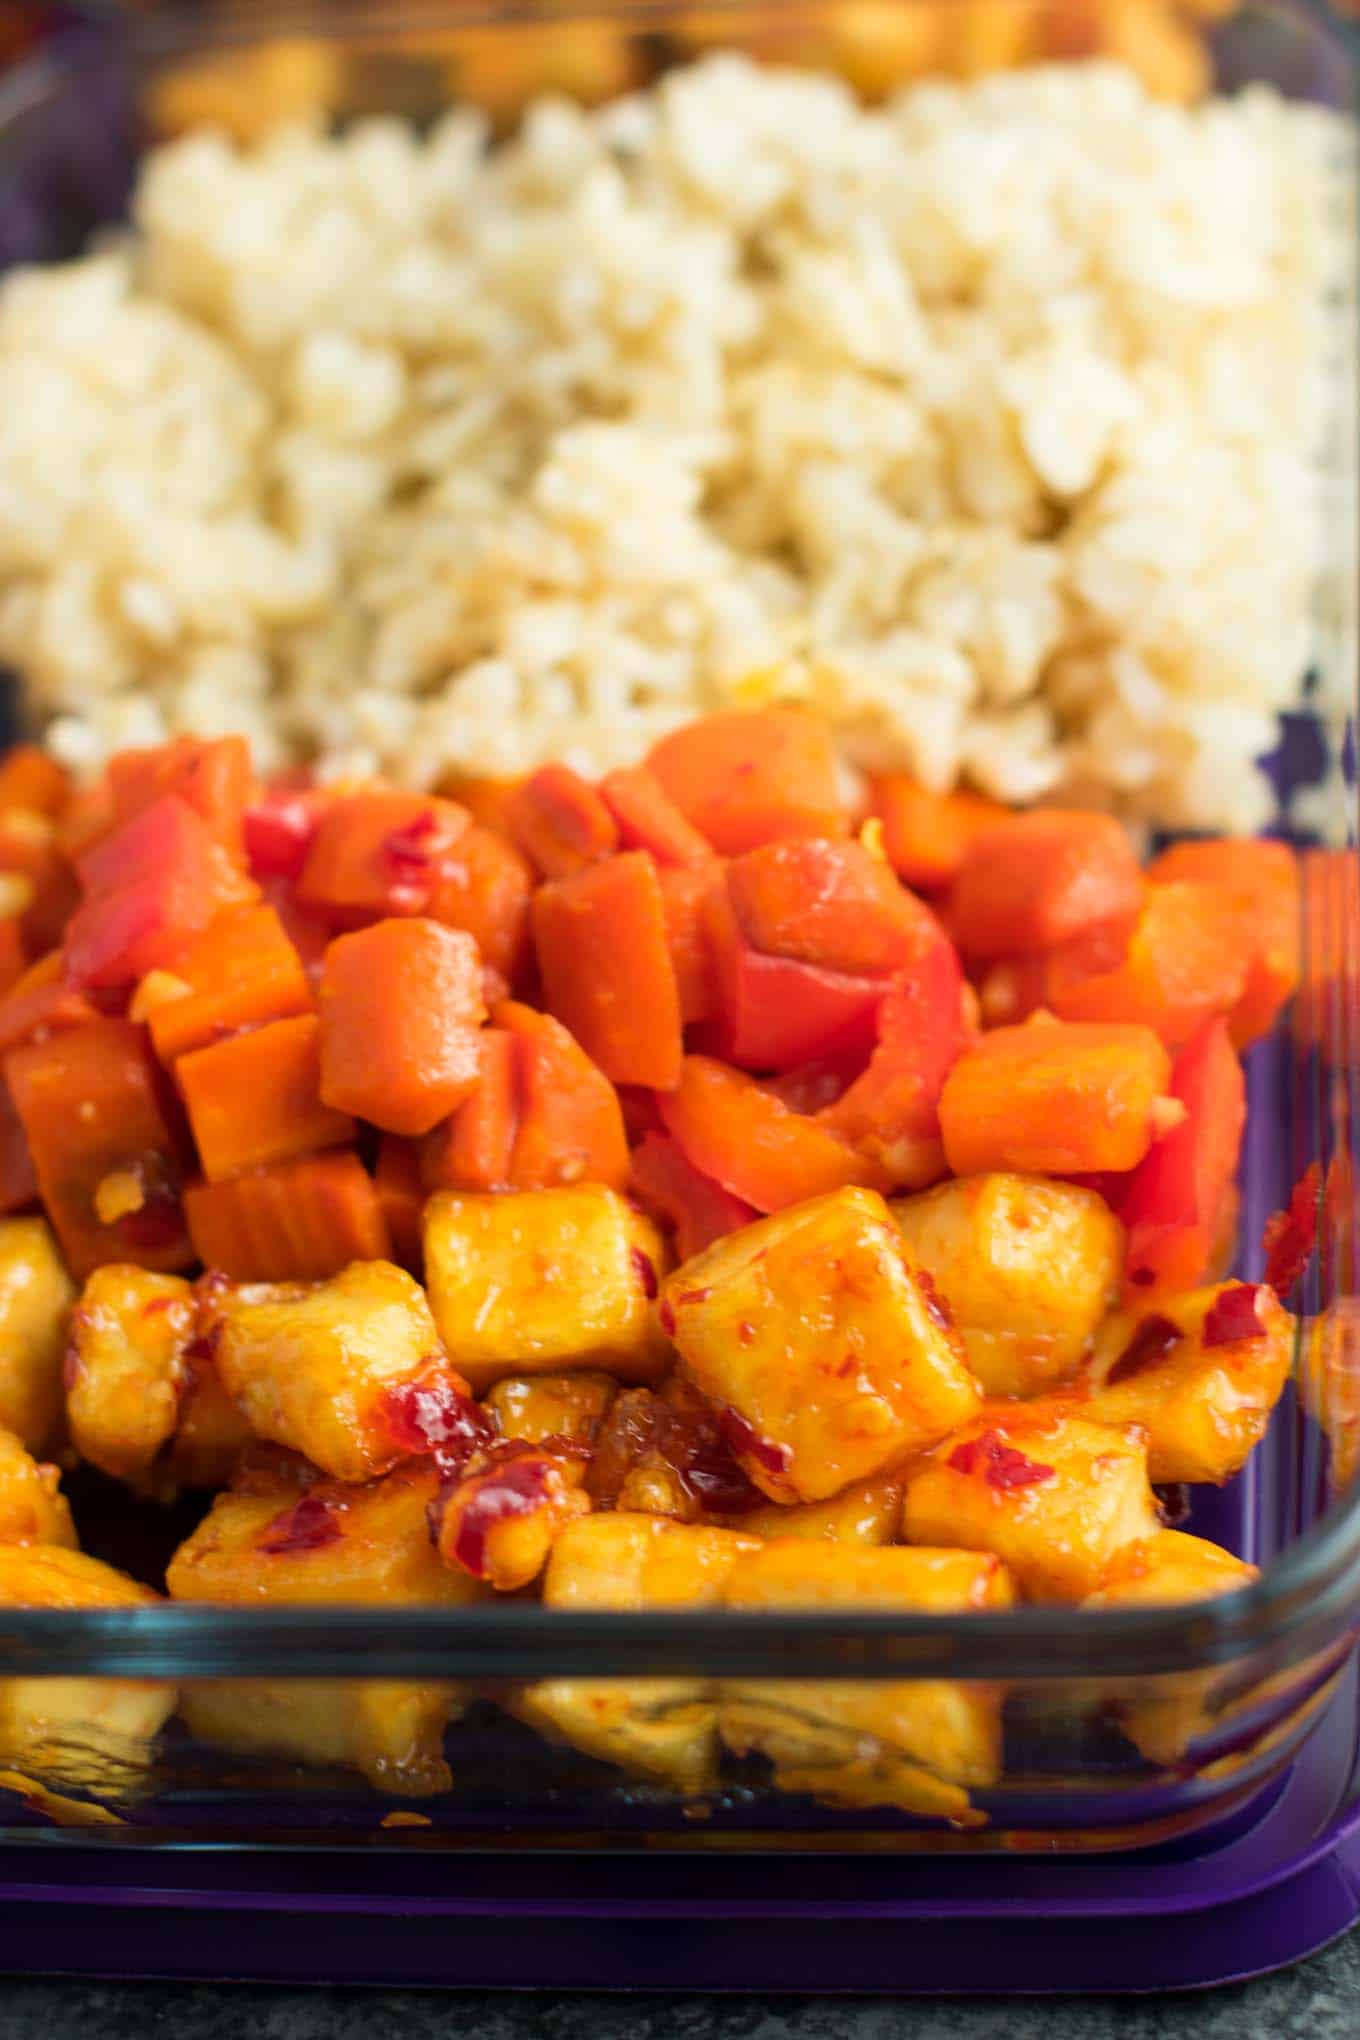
left=659, top=1055, right=881, bottom=1214
left=1121, top=1018, right=1246, bottom=1297
left=821, top=935, right=968, bottom=1190
left=948, top=810, right=1145, bottom=962
left=243, top=785, right=329, bottom=882
left=646, top=709, right=847, bottom=856
left=629, top=1131, right=758, bottom=1262
left=532, top=851, right=683, bottom=1090
left=6, top=1016, right=193, bottom=1277
left=318, top=918, right=486, bottom=1136
left=66, top=794, right=256, bottom=989
left=298, top=790, right=469, bottom=926
left=701, top=885, right=888, bottom=1072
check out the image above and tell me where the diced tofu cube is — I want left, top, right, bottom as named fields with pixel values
left=719, top=1542, right=1013, bottom=1821
left=164, top=1357, right=253, bottom=1493
left=168, top=1462, right=486, bottom=1795
left=661, top=1188, right=980, bottom=1503
left=0, top=1217, right=74, bottom=1452
left=1084, top=1281, right=1293, bottom=1484
left=484, top=1371, right=618, bottom=1469
left=0, top=1546, right=174, bottom=1780
left=513, top=1514, right=760, bottom=1793
left=901, top=1406, right=1160, bottom=1602
left=1086, top=1530, right=1258, bottom=1764
left=65, top=1267, right=194, bottom=1486
left=177, top=1682, right=459, bottom=1799
left=891, top=1174, right=1122, bottom=1398
left=717, top=1472, right=904, bottom=1546
left=432, top=1445, right=592, bottom=1591
left=0, top=1426, right=75, bottom=1548
left=423, top=1187, right=671, bottom=1391
left=204, top=1260, right=472, bottom=1482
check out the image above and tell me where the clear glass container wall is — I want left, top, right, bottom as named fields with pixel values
left=0, top=0, right=1354, bottom=1853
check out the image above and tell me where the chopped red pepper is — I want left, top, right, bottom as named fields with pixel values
left=1202, top=1284, right=1266, bottom=1347
left=258, top=1493, right=343, bottom=1556
left=947, top=1430, right=1056, bottom=1491
left=1261, top=1162, right=1321, bottom=1297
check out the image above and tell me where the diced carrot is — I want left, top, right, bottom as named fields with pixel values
left=242, top=785, right=330, bottom=882
left=659, top=1055, right=880, bottom=1214
left=55, top=780, right=116, bottom=864
left=702, top=884, right=887, bottom=1072
left=1147, top=839, right=1299, bottom=1048
left=318, top=919, right=485, bottom=1137
left=145, top=903, right=313, bottom=1066
left=821, top=937, right=968, bottom=1190
left=177, top=1013, right=355, bottom=1181
left=66, top=795, right=256, bottom=989
left=1121, top=1018, right=1246, bottom=1299
left=646, top=709, right=847, bottom=856
left=948, top=810, right=1145, bottom=962
left=0, top=1079, right=36, bottom=1215
left=1047, top=881, right=1255, bottom=1049
left=870, top=776, right=1010, bottom=891
left=0, top=747, right=70, bottom=821
left=0, top=952, right=97, bottom=1057
left=658, top=864, right=721, bottom=1026
left=0, top=919, right=26, bottom=1002
left=505, top=764, right=619, bottom=880
left=496, top=1000, right=630, bottom=1192
left=426, top=822, right=533, bottom=985
left=437, top=774, right=524, bottom=839
left=532, top=851, right=683, bottom=1090
left=0, top=809, right=79, bottom=956
left=184, top=1150, right=391, bottom=1283
left=374, top=1136, right=426, bottom=1275
left=938, top=1020, right=1173, bottom=1178
left=598, top=766, right=717, bottom=869
left=629, top=1130, right=759, bottom=1262
left=298, top=790, right=469, bottom=926
left=726, top=836, right=937, bottom=980
left=422, top=1029, right=518, bottom=1193
left=106, top=736, right=252, bottom=861
left=6, top=1017, right=193, bottom=1276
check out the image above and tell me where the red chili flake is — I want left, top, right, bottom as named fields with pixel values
left=677, top=1287, right=711, bottom=1307
left=737, top=1321, right=757, bottom=1347
left=1106, top=1313, right=1182, bottom=1387
left=947, top=1429, right=1056, bottom=1492
left=258, top=1493, right=343, bottom=1556
left=448, top=1453, right=557, bottom=1579
left=658, top=1299, right=677, bottom=1338
left=1203, top=1284, right=1265, bottom=1348
left=716, top=1407, right=791, bottom=1479
left=917, top=1269, right=954, bottom=1332
left=630, top=1246, right=659, bottom=1300
left=183, top=1327, right=221, bottom=1368
left=141, top=1293, right=180, bottom=1318
left=1261, top=1162, right=1320, bottom=1296
left=1128, top=1267, right=1157, bottom=1288
left=381, top=1375, right=494, bottom=1482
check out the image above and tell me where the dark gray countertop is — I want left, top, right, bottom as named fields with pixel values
left=2, top=1928, right=1360, bottom=2040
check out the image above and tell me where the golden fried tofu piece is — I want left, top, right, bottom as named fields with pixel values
left=661, top=1189, right=980, bottom=1504
left=424, top=1188, right=671, bottom=1392
left=205, top=1260, right=470, bottom=1483
left=1084, top=1281, right=1294, bottom=1485
left=0, top=1427, right=75, bottom=1548
left=901, top=1405, right=1160, bottom=1603
left=433, top=1445, right=592, bottom=1593
left=0, top=1217, right=74, bottom=1452
left=513, top=1514, right=760, bottom=1794
left=1086, top=1530, right=1258, bottom=1764
left=166, top=1357, right=253, bottom=1493
left=65, top=1267, right=193, bottom=1486
left=719, top=1542, right=1014, bottom=1821
left=484, top=1371, right=618, bottom=1475
left=0, top=1546, right=173, bottom=1780
left=717, top=1473, right=904, bottom=1546
left=891, top=1175, right=1123, bottom=1399
left=168, top=1462, right=486, bottom=1796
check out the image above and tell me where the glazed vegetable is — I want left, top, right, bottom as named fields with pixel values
left=938, top=1020, right=1174, bottom=1177
left=319, top=919, right=485, bottom=1136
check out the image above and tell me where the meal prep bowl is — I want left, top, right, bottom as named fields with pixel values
left=0, top=0, right=1355, bottom=1876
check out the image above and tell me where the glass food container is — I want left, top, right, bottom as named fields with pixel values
left=0, top=0, right=1354, bottom=1877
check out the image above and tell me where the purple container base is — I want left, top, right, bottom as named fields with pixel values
left=0, top=1656, right=1356, bottom=1994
